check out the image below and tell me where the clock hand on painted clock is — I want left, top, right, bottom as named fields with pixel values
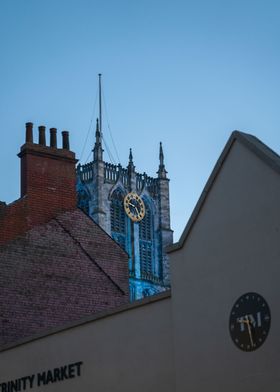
left=238, top=316, right=254, bottom=346
left=245, top=315, right=254, bottom=347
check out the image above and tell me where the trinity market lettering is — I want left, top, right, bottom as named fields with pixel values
left=0, top=361, right=83, bottom=391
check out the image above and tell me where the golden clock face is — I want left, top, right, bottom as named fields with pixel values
left=124, top=192, right=145, bottom=222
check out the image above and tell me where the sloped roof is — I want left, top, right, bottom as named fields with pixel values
left=168, top=131, right=280, bottom=252
left=0, top=208, right=129, bottom=347
left=55, top=209, right=129, bottom=293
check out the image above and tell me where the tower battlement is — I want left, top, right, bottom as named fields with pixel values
left=77, top=161, right=158, bottom=195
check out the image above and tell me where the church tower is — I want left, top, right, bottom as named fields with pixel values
left=76, top=76, right=173, bottom=300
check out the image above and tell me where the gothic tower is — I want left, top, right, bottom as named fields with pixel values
left=76, top=78, right=173, bottom=300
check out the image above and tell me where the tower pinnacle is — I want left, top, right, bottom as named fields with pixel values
left=93, top=118, right=103, bottom=161
left=96, top=118, right=101, bottom=140
left=127, top=148, right=135, bottom=179
left=157, top=142, right=167, bottom=179
left=129, top=148, right=133, bottom=165
left=128, top=148, right=135, bottom=170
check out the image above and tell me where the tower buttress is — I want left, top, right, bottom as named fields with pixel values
left=157, top=142, right=173, bottom=285
left=92, top=118, right=106, bottom=228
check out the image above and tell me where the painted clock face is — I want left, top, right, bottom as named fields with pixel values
left=229, top=292, right=271, bottom=352
left=124, top=192, right=145, bottom=222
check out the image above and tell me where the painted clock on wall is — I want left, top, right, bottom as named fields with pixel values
left=229, top=292, right=271, bottom=352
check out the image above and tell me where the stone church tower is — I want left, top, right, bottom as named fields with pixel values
left=76, top=83, right=173, bottom=301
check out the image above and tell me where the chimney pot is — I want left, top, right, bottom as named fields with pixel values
left=50, top=128, right=57, bottom=148
left=62, top=131, right=70, bottom=150
left=25, top=122, right=33, bottom=143
left=38, top=126, right=46, bottom=146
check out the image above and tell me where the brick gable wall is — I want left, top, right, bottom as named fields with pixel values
left=0, top=123, right=129, bottom=347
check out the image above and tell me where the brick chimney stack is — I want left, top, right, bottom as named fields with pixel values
left=0, top=122, right=78, bottom=244
left=50, top=128, right=57, bottom=148
left=17, top=123, right=77, bottom=227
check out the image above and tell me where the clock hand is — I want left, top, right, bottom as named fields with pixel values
left=128, top=201, right=140, bottom=216
left=237, top=317, right=254, bottom=346
left=245, top=315, right=254, bottom=347
left=238, top=318, right=248, bottom=324
left=128, top=202, right=137, bottom=212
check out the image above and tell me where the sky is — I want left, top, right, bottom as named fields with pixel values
left=1, top=0, right=280, bottom=241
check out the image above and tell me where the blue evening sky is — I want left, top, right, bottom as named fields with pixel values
left=0, top=0, right=280, bottom=241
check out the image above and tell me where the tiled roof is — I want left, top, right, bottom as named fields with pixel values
left=0, top=208, right=129, bottom=347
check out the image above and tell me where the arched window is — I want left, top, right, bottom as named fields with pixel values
left=142, top=288, right=150, bottom=297
left=139, top=200, right=153, bottom=277
left=129, top=284, right=136, bottom=302
left=110, top=189, right=126, bottom=251
left=77, top=186, right=90, bottom=215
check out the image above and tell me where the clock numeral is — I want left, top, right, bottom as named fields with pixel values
left=237, top=312, right=262, bottom=332
left=256, top=311, right=262, bottom=327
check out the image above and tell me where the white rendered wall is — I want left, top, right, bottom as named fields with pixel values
left=0, top=295, right=174, bottom=392
left=170, top=139, right=280, bottom=391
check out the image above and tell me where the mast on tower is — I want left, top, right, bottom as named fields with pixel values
left=93, top=74, right=104, bottom=162
left=98, top=73, right=102, bottom=137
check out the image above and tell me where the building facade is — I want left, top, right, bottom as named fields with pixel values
left=2, top=131, right=280, bottom=391
left=76, top=119, right=173, bottom=300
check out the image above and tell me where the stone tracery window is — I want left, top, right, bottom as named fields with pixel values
left=77, top=186, right=90, bottom=215
left=139, top=200, right=153, bottom=277
left=110, top=189, right=126, bottom=250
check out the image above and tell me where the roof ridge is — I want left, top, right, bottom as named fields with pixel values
left=233, top=130, right=280, bottom=175
left=77, top=207, right=129, bottom=256
left=54, top=217, right=126, bottom=295
left=168, top=130, right=280, bottom=252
